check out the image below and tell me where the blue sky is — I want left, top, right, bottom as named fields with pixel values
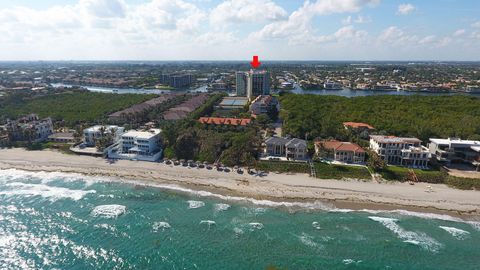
left=0, top=0, right=479, bottom=60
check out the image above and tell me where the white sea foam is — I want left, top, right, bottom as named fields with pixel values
left=1, top=169, right=476, bottom=227
left=91, top=205, right=126, bottom=218
left=298, top=232, right=320, bottom=249
left=343, top=259, right=362, bottom=265
left=369, top=216, right=442, bottom=252
left=439, top=226, right=470, bottom=240
left=187, top=200, right=205, bottom=209
left=467, top=221, right=480, bottom=231
left=331, top=208, right=466, bottom=223
left=248, top=222, right=264, bottom=230
left=233, top=227, right=244, bottom=235
left=0, top=168, right=99, bottom=186
left=214, top=203, right=230, bottom=212
left=153, top=222, right=171, bottom=232
left=200, top=220, right=216, bottom=226
left=0, top=182, right=95, bottom=201
left=312, top=221, right=322, bottom=230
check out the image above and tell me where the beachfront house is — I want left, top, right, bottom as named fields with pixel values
left=83, top=125, right=125, bottom=147
left=265, top=136, right=307, bottom=160
left=5, top=114, right=53, bottom=142
left=428, top=138, right=480, bottom=166
left=315, top=140, right=366, bottom=164
left=370, top=135, right=430, bottom=168
left=108, top=129, right=162, bottom=162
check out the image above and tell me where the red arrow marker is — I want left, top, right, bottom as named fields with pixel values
left=250, top=55, right=261, bottom=69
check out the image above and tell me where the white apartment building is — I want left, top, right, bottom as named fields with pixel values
left=370, top=135, right=430, bottom=168
left=109, top=129, right=162, bottom=161
left=83, top=125, right=125, bottom=147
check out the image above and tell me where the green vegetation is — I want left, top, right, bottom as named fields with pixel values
left=315, top=162, right=371, bottom=180
left=256, top=161, right=371, bottom=180
left=0, top=91, right=155, bottom=126
left=189, top=93, right=226, bottom=120
left=280, top=94, right=480, bottom=141
left=255, top=161, right=309, bottom=174
left=445, top=176, right=480, bottom=190
left=378, top=166, right=446, bottom=183
left=159, top=94, right=260, bottom=166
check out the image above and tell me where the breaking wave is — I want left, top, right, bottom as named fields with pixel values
left=91, top=205, right=126, bottom=219
left=439, top=226, right=470, bottom=240
left=0, top=182, right=95, bottom=201
left=368, top=216, right=442, bottom=252
left=187, top=200, right=205, bottom=209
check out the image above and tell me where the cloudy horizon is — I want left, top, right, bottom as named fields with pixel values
left=0, top=0, right=479, bottom=61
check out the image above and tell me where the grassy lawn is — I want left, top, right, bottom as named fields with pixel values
left=256, top=161, right=309, bottom=174
left=256, top=160, right=371, bottom=180
left=314, top=162, right=371, bottom=180
left=377, top=166, right=446, bottom=183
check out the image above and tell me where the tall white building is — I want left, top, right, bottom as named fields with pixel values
left=108, top=129, right=162, bottom=161
left=236, top=70, right=270, bottom=99
left=83, top=125, right=124, bottom=147
left=370, top=135, right=430, bottom=168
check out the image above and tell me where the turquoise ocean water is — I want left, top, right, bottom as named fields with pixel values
left=0, top=169, right=479, bottom=270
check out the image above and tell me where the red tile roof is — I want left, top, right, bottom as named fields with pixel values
left=198, top=117, right=251, bottom=126
left=316, top=140, right=365, bottom=153
left=343, top=122, right=375, bottom=130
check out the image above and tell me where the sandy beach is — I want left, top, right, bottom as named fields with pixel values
left=0, top=148, right=479, bottom=216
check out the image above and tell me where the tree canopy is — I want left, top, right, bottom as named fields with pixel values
left=280, top=94, right=480, bottom=141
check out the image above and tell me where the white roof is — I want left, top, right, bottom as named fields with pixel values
left=429, top=138, right=480, bottom=146
left=85, top=125, right=120, bottom=132
left=471, top=146, right=480, bottom=152
left=122, top=129, right=161, bottom=139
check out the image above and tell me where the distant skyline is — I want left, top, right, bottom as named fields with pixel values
left=0, top=0, right=479, bottom=61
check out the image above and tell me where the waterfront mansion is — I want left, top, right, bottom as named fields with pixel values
left=370, top=135, right=430, bottom=168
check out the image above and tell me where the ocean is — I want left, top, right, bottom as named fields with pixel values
left=0, top=169, right=479, bottom=270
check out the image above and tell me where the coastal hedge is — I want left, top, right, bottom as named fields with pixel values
left=445, top=176, right=480, bottom=190
left=314, top=162, right=371, bottom=180
left=378, top=166, right=446, bottom=183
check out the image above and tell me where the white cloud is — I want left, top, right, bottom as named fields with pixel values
left=210, top=0, right=287, bottom=26
left=378, top=26, right=418, bottom=45
left=0, top=0, right=478, bottom=61
left=453, top=29, right=466, bottom=37
left=253, top=0, right=379, bottom=43
left=471, top=31, right=480, bottom=40
left=471, top=21, right=480, bottom=28
left=342, top=14, right=371, bottom=25
left=80, top=0, right=127, bottom=18
left=418, top=35, right=436, bottom=45
left=397, top=3, right=415, bottom=15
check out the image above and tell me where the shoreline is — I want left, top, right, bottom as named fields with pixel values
left=0, top=148, right=479, bottom=218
